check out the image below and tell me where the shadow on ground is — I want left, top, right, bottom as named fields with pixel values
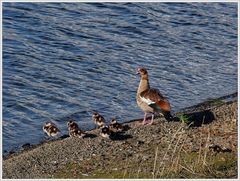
left=179, top=109, right=216, bottom=127
left=110, top=133, right=133, bottom=141
left=84, top=133, right=98, bottom=139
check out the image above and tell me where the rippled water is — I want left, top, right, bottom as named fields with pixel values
left=3, top=2, right=237, bottom=153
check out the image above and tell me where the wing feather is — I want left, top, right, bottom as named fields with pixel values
left=140, top=88, right=171, bottom=112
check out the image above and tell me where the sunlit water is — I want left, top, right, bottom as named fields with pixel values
left=3, top=2, right=237, bottom=153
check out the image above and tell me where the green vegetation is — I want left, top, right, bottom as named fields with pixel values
left=4, top=98, right=237, bottom=179
left=178, top=113, right=192, bottom=125
left=54, top=146, right=237, bottom=179
left=207, top=98, right=225, bottom=106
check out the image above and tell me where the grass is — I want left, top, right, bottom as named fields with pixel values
left=54, top=145, right=237, bottom=179
left=154, top=128, right=236, bottom=179
left=178, top=113, right=193, bottom=125
left=207, top=98, right=225, bottom=106
left=54, top=117, right=237, bottom=179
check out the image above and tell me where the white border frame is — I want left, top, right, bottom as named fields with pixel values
left=1, top=1, right=239, bottom=181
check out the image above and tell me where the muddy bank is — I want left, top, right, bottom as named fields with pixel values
left=2, top=93, right=238, bottom=179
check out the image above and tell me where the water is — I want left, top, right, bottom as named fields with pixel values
left=3, top=2, right=238, bottom=153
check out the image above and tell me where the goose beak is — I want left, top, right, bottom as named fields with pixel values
left=136, top=68, right=140, bottom=74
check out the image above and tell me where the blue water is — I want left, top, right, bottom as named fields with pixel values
left=3, top=2, right=238, bottom=153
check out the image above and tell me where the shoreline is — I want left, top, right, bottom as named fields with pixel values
left=3, top=92, right=237, bottom=159
left=3, top=93, right=238, bottom=179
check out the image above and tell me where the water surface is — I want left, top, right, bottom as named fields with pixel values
left=3, top=2, right=238, bottom=153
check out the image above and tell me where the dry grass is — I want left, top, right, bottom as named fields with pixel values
left=151, top=125, right=237, bottom=179
left=54, top=120, right=237, bottom=179
left=53, top=100, right=237, bottom=179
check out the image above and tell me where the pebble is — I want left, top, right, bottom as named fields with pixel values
left=2, top=101, right=237, bottom=179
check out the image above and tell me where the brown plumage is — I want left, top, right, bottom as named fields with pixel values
left=136, top=67, right=173, bottom=125
left=42, top=122, right=60, bottom=137
left=109, top=119, right=124, bottom=132
left=69, top=129, right=86, bottom=138
left=67, top=120, right=86, bottom=138
left=140, top=88, right=171, bottom=112
left=100, top=125, right=112, bottom=138
left=67, top=120, right=79, bottom=130
left=92, top=112, right=106, bottom=128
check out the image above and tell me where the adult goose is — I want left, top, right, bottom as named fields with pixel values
left=136, top=67, right=173, bottom=125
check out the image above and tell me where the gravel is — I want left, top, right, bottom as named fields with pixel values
left=3, top=96, right=237, bottom=179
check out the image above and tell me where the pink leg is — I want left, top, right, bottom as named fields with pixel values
left=149, top=113, right=155, bottom=125
left=142, top=112, right=147, bottom=125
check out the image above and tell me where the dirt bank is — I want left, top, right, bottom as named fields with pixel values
left=2, top=93, right=238, bottom=179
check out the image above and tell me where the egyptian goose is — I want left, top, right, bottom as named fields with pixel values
left=92, top=112, right=106, bottom=128
left=67, top=120, right=86, bottom=138
left=109, top=118, right=123, bottom=132
left=136, top=68, right=173, bottom=125
left=42, top=122, right=60, bottom=137
left=100, top=125, right=112, bottom=138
